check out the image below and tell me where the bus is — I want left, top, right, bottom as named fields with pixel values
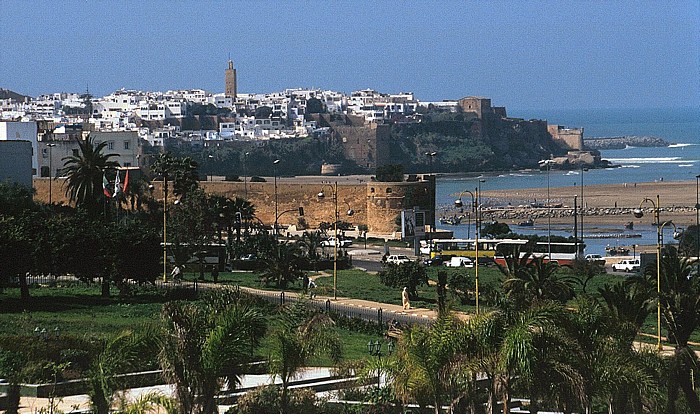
left=493, top=240, right=584, bottom=267
left=429, top=238, right=524, bottom=263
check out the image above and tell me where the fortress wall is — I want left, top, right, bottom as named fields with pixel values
left=32, top=177, right=435, bottom=237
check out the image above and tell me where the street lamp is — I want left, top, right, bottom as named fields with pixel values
left=579, top=165, right=588, bottom=249
left=695, top=174, right=700, bottom=264
left=540, top=160, right=553, bottom=260
left=46, top=143, right=56, bottom=205
left=318, top=181, right=354, bottom=300
left=632, top=195, right=663, bottom=351
left=273, top=159, right=280, bottom=243
left=455, top=189, right=482, bottom=314
left=208, top=154, right=214, bottom=181
left=244, top=151, right=250, bottom=199
left=425, top=151, right=437, bottom=173
left=367, top=339, right=395, bottom=388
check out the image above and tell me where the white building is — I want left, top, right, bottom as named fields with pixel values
left=0, top=120, right=39, bottom=175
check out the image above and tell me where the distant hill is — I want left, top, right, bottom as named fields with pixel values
left=0, top=88, right=31, bottom=102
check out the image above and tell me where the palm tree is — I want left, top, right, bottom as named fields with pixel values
left=259, top=242, right=305, bottom=288
left=159, top=293, right=266, bottom=414
left=87, top=329, right=157, bottom=414
left=392, top=312, right=477, bottom=414
left=657, top=247, right=700, bottom=413
left=268, top=300, right=342, bottom=414
left=298, top=230, right=324, bottom=263
left=567, top=295, right=659, bottom=414
left=152, top=153, right=200, bottom=199
left=62, top=134, right=119, bottom=215
left=503, top=256, right=575, bottom=305
left=496, top=302, right=583, bottom=414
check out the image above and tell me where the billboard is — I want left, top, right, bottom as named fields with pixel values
left=401, top=209, right=426, bottom=239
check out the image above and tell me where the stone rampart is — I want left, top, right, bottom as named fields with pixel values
left=34, top=176, right=436, bottom=237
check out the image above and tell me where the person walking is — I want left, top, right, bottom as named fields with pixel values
left=402, top=287, right=411, bottom=310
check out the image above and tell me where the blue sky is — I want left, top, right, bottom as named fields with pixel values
left=1, top=1, right=698, bottom=110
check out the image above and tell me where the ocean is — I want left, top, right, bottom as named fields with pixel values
left=435, top=107, right=700, bottom=255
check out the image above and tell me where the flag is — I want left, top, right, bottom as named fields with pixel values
left=102, top=173, right=111, bottom=197
left=113, top=170, right=121, bottom=197
left=122, top=169, right=129, bottom=194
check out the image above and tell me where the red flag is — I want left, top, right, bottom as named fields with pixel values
left=102, top=173, right=111, bottom=197
left=122, top=169, right=129, bottom=194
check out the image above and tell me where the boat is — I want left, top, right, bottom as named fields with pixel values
left=518, top=218, right=534, bottom=227
left=606, top=245, right=630, bottom=256
left=439, top=216, right=462, bottom=226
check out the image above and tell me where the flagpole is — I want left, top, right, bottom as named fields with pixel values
left=163, top=175, right=168, bottom=283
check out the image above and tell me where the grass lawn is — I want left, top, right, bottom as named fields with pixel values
left=0, top=283, right=165, bottom=338
left=0, top=284, right=383, bottom=368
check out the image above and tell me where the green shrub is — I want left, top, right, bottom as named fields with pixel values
left=377, top=262, right=427, bottom=300
left=232, top=385, right=320, bottom=414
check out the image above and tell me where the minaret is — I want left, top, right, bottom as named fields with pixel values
left=225, top=59, right=237, bottom=98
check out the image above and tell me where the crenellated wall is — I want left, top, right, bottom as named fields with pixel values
left=34, top=176, right=436, bottom=237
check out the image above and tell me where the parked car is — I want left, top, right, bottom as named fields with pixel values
left=385, top=254, right=411, bottom=265
left=585, top=254, right=606, bottom=265
left=446, top=257, right=474, bottom=268
left=422, top=255, right=445, bottom=267
left=611, top=259, right=640, bottom=273
left=321, top=236, right=353, bottom=248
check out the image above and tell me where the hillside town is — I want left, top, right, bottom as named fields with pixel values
left=0, top=59, right=602, bottom=185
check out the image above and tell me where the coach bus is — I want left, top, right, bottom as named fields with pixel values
left=429, top=238, right=524, bottom=262
left=493, top=239, right=584, bottom=267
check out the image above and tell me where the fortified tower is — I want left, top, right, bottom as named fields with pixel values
left=225, top=59, right=237, bottom=98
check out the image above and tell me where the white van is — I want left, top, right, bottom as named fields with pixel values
left=446, top=257, right=474, bottom=268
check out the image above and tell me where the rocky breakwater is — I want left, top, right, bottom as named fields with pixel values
left=480, top=205, right=695, bottom=222
left=584, top=136, right=672, bottom=150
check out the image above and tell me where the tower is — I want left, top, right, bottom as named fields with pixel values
left=225, top=59, right=237, bottom=98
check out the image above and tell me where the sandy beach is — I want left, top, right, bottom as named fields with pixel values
left=480, top=180, right=699, bottom=228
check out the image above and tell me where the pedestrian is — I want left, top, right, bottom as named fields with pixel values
left=170, top=265, right=182, bottom=283
left=402, top=287, right=410, bottom=310
left=308, top=277, right=317, bottom=299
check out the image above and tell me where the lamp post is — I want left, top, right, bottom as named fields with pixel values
left=244, top=151, right=250, bottom=199
left=580, top=165, right=587, bottom=248
left=208, top=154, right=214, bottom=181
left=632, top=195, right=663, bottom=351
left=318, top=182, right=354, bottom=300
left=539, top=160, right=553, bottom=260
left=273, top=159, right=280, bottom=244
left=695, top=174, right=700, bottom=264
left=46, top=143, right=56, bottom=205
left=162, top=176, right=168, bottom=282
left=455, top=189, right=481, bottom=314
left=367, top=339, right=395, bottom=388
left=425, top=151, right=437, bottom=173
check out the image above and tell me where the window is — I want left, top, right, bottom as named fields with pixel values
left=124, top=162, right=131, bottom=167
left=108, top=141, right=114, bottom=150
left=386, top=188, right=392, bottom=193
left=73, top=149, right=79, bottom=157
left=123, top=141, right=130, bottom=150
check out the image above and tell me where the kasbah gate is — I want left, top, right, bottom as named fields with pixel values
left=32, top=175, right=437, bottom=239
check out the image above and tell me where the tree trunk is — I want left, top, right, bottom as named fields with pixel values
left=529, top=391, right=539, bottom=413
left=19, top=274, right=29, bottom=302
left=5, top=384, right=20, bottom=414
left=101, top=278, right=110, bottom=297
left=502, top=377, right=511, bottom=414
left=679, top=364, right=700, bottom=413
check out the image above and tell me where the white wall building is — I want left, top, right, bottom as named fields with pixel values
left=0, top=120, right=39, bottom=175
